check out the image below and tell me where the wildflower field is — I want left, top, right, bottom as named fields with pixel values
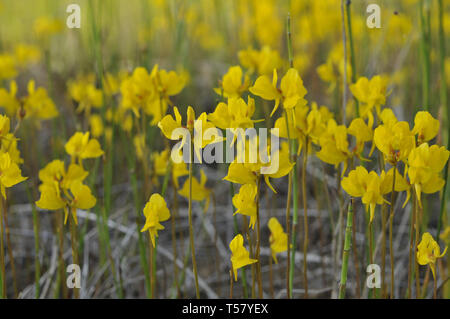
left=0, top=0, right=449, bottom=300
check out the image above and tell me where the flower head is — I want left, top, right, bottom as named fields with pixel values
left=229, top=234, right=257, bottom=281
left=140, top=193, right=171, bottom=247
left=250, top=68, right=307, bottom=117
left=268, top=217, right=288, bottom=263
left=417, top=232, right=447, bottom=280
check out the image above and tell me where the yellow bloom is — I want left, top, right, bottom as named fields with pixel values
left=341, top=166, right=390, bottom=222
left=348, top=117, right=374, bottom=157
left=23, top=80, right=59, bottom=119
left=223, top=141, right=294, bottom=193
left=178, top=170, right=211, bottom=211
left=0, top=151, right=27, bottom=198
left=152, top=149, right=188, bottom=189
left=229, top=234, right=257, bottom=281
left=250, top=68, right=307, bottom=116
left=214, top=66, right=250, bottom=98
left=407, top=143, right=449, bottom=205
left=36, top=160, right=93, bottom=224
left=440, top=226, right=450, bottom=243
left=208, top=97, right=257, bottom=131
left=417, top=232, right=447, bottom=280
left=158, top=106, right=222, bottom=162
left=65, top=132, right=104, bottom=162
left=316, top=119, right=350, bottom=168
left=0, top=54, right=17, bottom=80
left=14, top=44, right=41, bottom=67
left=412, top=111, right=440, bottom=144
left=232, top=184, right=257, bottom=229
left=140, top=193, right=170, bottom=247
left=68, top=77, right=103, bottom=115
left=238, top=46, right=283, bottom=76
left=374, top=118, right=415, bottom=165
left=350, top=75, right=388, bottom=117
left=33, top=17, right=63, bottom=39
left=0, top=114, right=10, bottom=138
left=268, top=217, right=288, bottom=263
left=0, top=81, right=20, bottom=116
left=89, top=115, right=104, bottom=138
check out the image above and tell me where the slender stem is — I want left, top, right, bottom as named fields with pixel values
left=2, top=198, right=17, bottom=297
left=415, top=196, right=421, bottom=298
left=389, top=166, right=397, bottom=298
left=407, top=191, right=416, bottom=298
left=437, top=0, right=448, bottom=241
left=369, top=219, right=374, bottom=298
left=188, top=142, right=200, bottom=299
left=345, top=0, right=359, bottom=117
left=0, top=197, right=5, bottom=298
left=285, top=168, right=292, bottom=298
left=339, top=199, right=353, bottom=299
left=302, top=137, right=309, bottom=298
left=434, top=275, right=437, bottom=299
left=381, top=203, right=387, bottom=298
left=69, top=209, right=80, bottom=299
left=286, top=14, right=299, bottom=298
left=419, top=0, right=431, bottom=111
left=255, top=177, right=263, bottom=298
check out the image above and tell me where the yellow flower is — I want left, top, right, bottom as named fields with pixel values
left=417, top=232, right=447, bottom=280
left=407, top=143, right=449, bottom=205
left=23, top=80, right=59, bottom=119
left=229, top=234, right=257, bottom=281
left=0, top=114, right=10, bottom=139
left=14, top=44, right=41, bottom=67
left=238, top=46, right=283, bottom=76
left=152, top=149, right=188, bottom=189
left=214, top=66, right=250, bottom=98
left=316, top=119, right=350, bottom=168
left=0, top=54, right=17, bottom=80
left=141, top=193, right=170, bottom=247
left=341, top=166, right=390, bottom=222
left=133, top=134, right=146, bottom=161
left=232, top=184, right=257, bottom=229
left=349, top=75, right=388, bottom=117
left=148, top=65, right=187, bottom=124
left=68, top=77, right=103, bottom=115
left=374, top=118, right=415, bottom=165
left=36, top=160, right=93, bottom=224
left=412, top=111, right=440, bottom=144
left=1, top=133, right=23, bottom=164
left=33, top=17, right=63, bottom=39
left=440, top=226, right=450, bottom=243
left=208, top=97, right=257, bottom=131
left=268, top=217, right=288, bottom=263
left=348, top=117, right=374, bottom=157
left=223, top=141, right=294, bottom=193
left=250, top=68, right=308, bottom=116
left=0, top=151, right=27, bottom=198
left=65, top=132, right=104, bottom=162
left=0, top=81, right=20, bottom=116
left=89, top=115, right=104, bottom=138
left=178, top=170, right=211, bottom=211
left=158, top=106, right=222, bottom=162
left=274, top=104, right=326, bottom=154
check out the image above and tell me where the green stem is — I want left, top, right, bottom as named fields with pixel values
left=437, top=0, right=448, bottom=241
left=69, top=209, right=80, bottom=299
left=302, top=137, right=309, bottom=298
left=389, top=166, right=397, bottom=298
left=188, top=142, right=200, bottom=299
left=345, top=0, right=359, bottom=117
left=339, top=199, right=353, bottom=299
left=0, top=197, right=5, bottom=298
